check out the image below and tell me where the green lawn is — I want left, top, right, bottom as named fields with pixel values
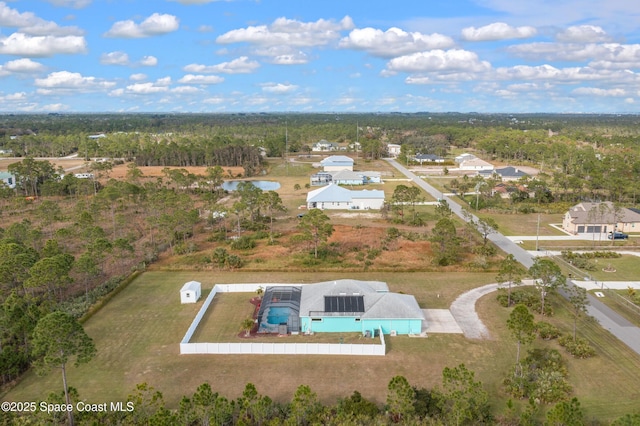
left=4, top=271, right=640, bottom=422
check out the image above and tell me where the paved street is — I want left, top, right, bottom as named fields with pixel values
left=385, top=158, right=640, bottom=355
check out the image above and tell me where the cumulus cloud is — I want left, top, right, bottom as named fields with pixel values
left=461, top=22, right=537, bottom=41
left=1, top=58, right=45, bottom=73
left=494, top=64, right=614, bottom=82
left=508, top=42, right=640, bottom=69
left=0, top=33, right=87, bottom=56
left=556, top=25, right=613, bottom=43
left=178, top=74, right=224, bottom=84
left=140, top=56, right=158, bottom=66
left=100, top=52, right=158, bottom=67
left=183, top=56, right=259, bottom=74
left=100, top=51, right=129, bottom=65
left=386, top=49, right=491, bottom=74
left=129, top=73, right=147, bottom=81
left=34, top=71, right=115, bottom=94
left=0, top=2, right=83, bottom=36
left=104, top=13, right=179, bottom=38
left=123, top=82, right=169, bottom=94
left=261, top=82, right=298, bottom=93
left=217, top=16, right=354, bottom=48
left=339, top=27, right=455, bottom=58
left=572, top=87, right=626, bottom=96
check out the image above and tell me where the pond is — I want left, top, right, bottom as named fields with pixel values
left=222, top=180, right=281, bottom=191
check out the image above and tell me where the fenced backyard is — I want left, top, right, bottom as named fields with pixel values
left=180, top=283, right=386, bottom=356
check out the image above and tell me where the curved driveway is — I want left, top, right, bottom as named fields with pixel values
left=386, top=159, right=640, bottom=354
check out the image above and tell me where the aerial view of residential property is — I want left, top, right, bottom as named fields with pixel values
left=1, top=1, right=640, bottom=425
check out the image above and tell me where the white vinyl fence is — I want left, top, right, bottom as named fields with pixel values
left=180, top=284, right=386, bottom=356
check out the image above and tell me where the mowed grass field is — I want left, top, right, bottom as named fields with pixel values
left=5, top=270, right=640, bottom=421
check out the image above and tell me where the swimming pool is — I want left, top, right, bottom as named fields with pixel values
left=267, top=307, right=290, bottom=325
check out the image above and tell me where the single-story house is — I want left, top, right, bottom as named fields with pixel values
left=298, top=279, right=425, bottom=336
left=455, top=153, right=476, bottom=164
left=306, top=183, right=384, bottom=210
left=180, top=281, right=202, bottom=304
left=414, top=153, right=445, bottom=164
left=310, top=171, right=382, bottom=187
left=74, top=173, right=94, bottom=179
left=0, top=171, right=16, bottom=189
left=387, top=144, right=401, bottom=158
left=459, top=158, right=494, bottom=171
left=312, top=140, right=338, bottom=152
left=331, top=170, right=365, bottom=185
left=479, top=166, right=529, bottom=181
left=321, top=155, right=354, bottom=172
left=562, top=201, right=640, bottom=234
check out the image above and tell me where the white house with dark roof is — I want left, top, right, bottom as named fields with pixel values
left=320, top=155, right=354, bottom=172
left=479, top=166, right=529, bottom=181
left=414, top=153, right=445, bottom=164
left=0, top=171, right=16, bottom=189
left=562, top=201, right=640, bottom=234
left=306, top=183, right=384, bottom=210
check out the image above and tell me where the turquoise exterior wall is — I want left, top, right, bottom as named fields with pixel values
left=300, top=316, right=422, bottom=335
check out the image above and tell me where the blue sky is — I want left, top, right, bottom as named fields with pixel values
left=1, top=0, right=640, bottom=113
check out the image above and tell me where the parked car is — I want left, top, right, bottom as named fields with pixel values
left=608, top=231, right=629, bottom=240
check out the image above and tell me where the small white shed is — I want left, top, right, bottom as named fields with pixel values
left=180, top=281, right=201, bottom=304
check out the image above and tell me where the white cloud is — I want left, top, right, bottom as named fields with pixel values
left=124, top=82, right=169, bottom=94
left=0, top=92, right=27, bottom=101
left=129, top=73, right=147, bottom=81
left=140, top=56, right=158, bottom=66
left=339, top=27, right=455, bottom=57
left=261, top=82, right=298, bottom=93
left=178, top=74, right=224, bottom=84
left=171, top=86, right=202, bottom=94
left=1, top=58, right=45, bottom=73
left=104, top=13, right=179, bottom=38
left=461, top=22, right=537, bottom=41
left=386, top=49, right=491, bottom=74
left=556, top=25, right=612, bottom=43
left=217, top=16, right=354, bottom=48
left=0, top=33, right=87, bottom=56
left=183, top=56, right=259, bottom=74
left=0, top=2, right=83, bottom=36
left=100, top=51, right=130, bottom=65
left=508, top=42, right=640, bottom=68
left=572, top=87, right=626, bottom=96
left=34, top=71, right=115, bottom=93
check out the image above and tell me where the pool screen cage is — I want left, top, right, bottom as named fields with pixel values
left=256, top=286, right=301, bottom=334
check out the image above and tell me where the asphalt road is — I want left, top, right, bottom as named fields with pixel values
left=385, top=158, right=640, bottom=355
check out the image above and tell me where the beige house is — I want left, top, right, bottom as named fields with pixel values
left=562, top=202, right=640, bottom=234
left=459, top=158, right=494, bottom=171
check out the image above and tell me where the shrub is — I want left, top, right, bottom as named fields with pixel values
left=536, top=321, right=560, bottom=340
left=558, top=335, right=596, bottom=359
left=504, top=348, right=572, bottom=403
left=231, top=236, right=256, bottom=250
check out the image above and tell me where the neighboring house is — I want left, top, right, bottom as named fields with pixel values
left=455, top=153, right=476, bottom=164
left=0, top=171, right=16, bottom=189
left=310, top=170, right=382, bottom=187
left=298, top=279, right=425, bottom=336
left=414, top=153, right=445, bottom=164
left=88, top=133, right=106, bottom=139
left=562, top=201, right=640, bottom=234
left=479, top=166, right=529, bottom=181
left=312, top=139, right=338, bottom=152
left=0, top=148, right=13, bottom=155
left=74, top=173, right=94, bottom=179
left=331, top=170, right=365, bottom=185
left=387, top=144, right=401, bottom=158
left=459, top=158, right=494, bottom=171
left=306, top=183, right=384, bottom=210
left=321, top=155, right=354, bottom=172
